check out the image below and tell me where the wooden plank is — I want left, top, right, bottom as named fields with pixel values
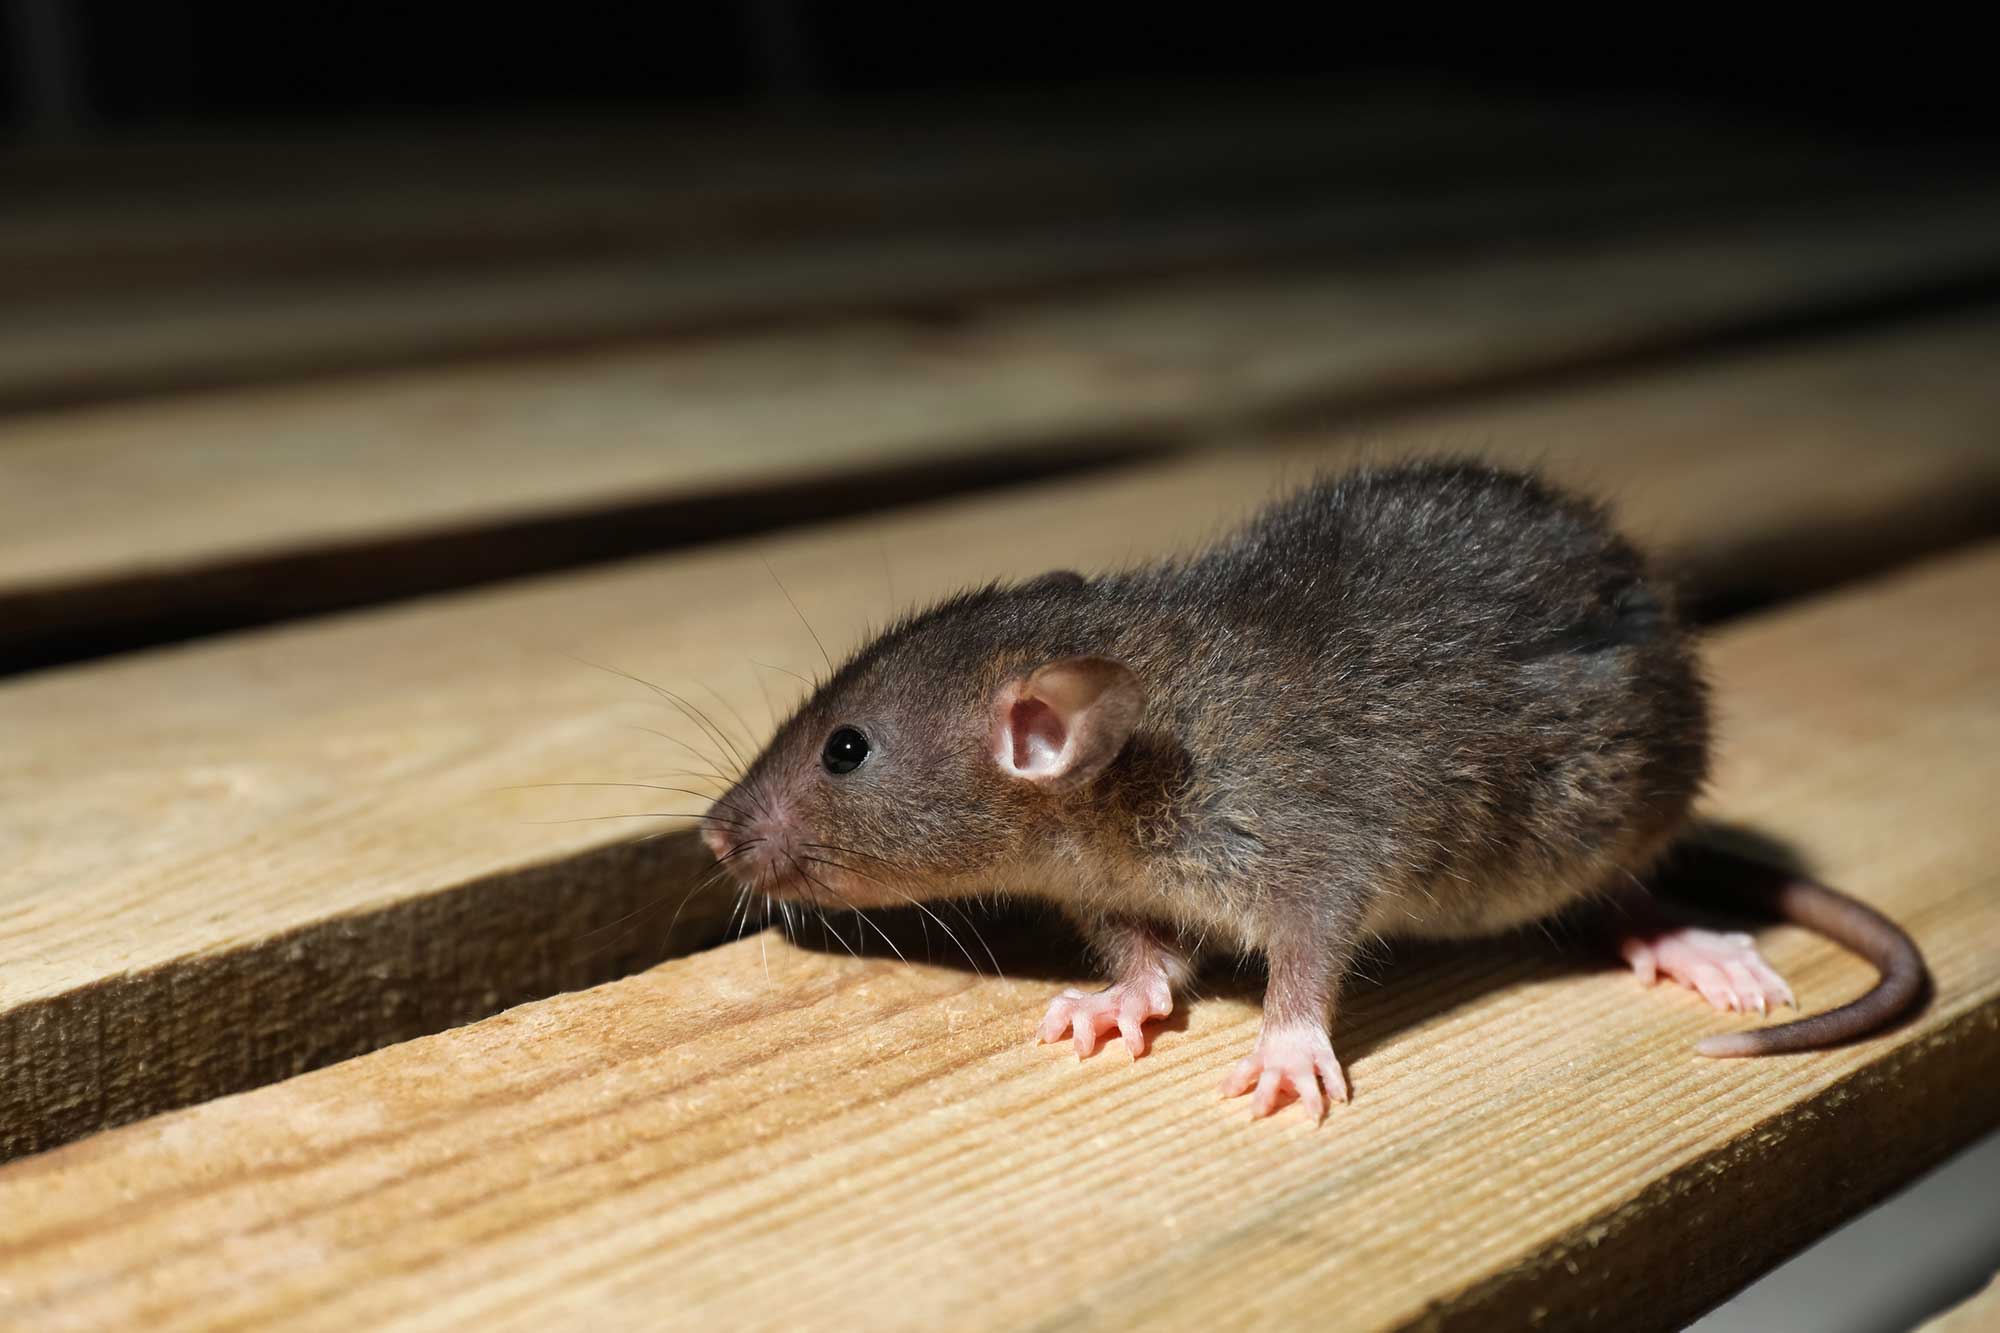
left=9, top=190, right=2000, bottom=673
left=1, top=314, right=1998, bottom=1161
left=0, top=543, right=1992, bottom=1332
left=1687, top=1129, right=2000, bottom=1330
left=3, top=159, right=1994, bottom=412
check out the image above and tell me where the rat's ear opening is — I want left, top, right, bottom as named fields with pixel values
left=990, top=656, right=1144, bottom=792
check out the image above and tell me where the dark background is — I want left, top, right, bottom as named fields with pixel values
left=6, top=3, right=1997, bottom=141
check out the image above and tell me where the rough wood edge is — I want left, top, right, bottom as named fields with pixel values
left=1423, top=1003, right=2000, bottom=1331
left=0, top=834, right=731, bottom=1161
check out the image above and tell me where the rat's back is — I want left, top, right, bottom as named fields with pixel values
left=1191, top=460, right=1660, bottom=655
left=1125, top=459, right=1710, bottom=940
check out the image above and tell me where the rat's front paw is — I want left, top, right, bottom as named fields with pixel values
left=1621, top=927, right=1796, bottom=1015
left=1220, top=1023, right=1348, bottom=1122
left=1038, top=974, right=1173, bottom=1058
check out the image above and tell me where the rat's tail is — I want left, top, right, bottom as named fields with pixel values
left=1690, top=856, right=1927, bottom=1058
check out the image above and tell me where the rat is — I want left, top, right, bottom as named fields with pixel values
left=698, top=458, right=1927, bottom=1120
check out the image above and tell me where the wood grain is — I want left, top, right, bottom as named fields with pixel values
left=9, top=188, right=2000, bottom=671
left=1, top=315, right=1998, bottom=1160
left=0, top=544, right=1993, bottom=1332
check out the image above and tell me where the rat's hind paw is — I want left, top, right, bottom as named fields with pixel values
left=1219, top=1023, right=1348, bottom=1123
left=1038, top=975, right=1173, bottom=1059
left=1620, top=927, right=1796, bottom=1016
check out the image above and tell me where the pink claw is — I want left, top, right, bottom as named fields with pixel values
left=1219, top=1023, right=1348, bottom=1123
left=1038, top=975, right=1173, bottom=1059
left=1620, top=927, right=1795, bottom=1015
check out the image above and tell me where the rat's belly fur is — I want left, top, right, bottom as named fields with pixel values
left=1034, top=768, right=1691, bottom=958
left=1356, top=816, right=1683, bottom=942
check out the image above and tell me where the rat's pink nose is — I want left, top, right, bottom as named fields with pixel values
left=701, top=825, right=734, bottom=860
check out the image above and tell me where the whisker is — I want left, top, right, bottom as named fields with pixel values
left=630, top=680, right=751, bottom=781
left=573, top=849, right=747, bottom=953
left=667, top=842, right=761, bottom=946
left=793, top=857, right=910, bottom=969
left=758, top=896, right=772, bottom=982
left=940, top=897, right=1007, bottom=982
left=512, top=780, right=762, bottom=828
left=652, top=685, right=753, bottom=780
left=800, top=853, right=984, bottom=978
left=502, top=779, right=750, bottom=812
left=726, top=856, right=766, bottom=944
left=632, top=767, right=732, bottom=786
left=696, top=680, right=763, bottom=759
left=764, top=559, right=834, bottom=676
left=784, top=850, right=865, bottom=963
left=621, top=744, right=736, bottom=783
left=627, top=713, right=770, bottom=819
left=800, top=841, right=900, bottom=867
left=751, top=658, right=814, bottom=689
left=576, top=652, right=752, bottom=780
left=751, top=663, right=779, bottom=733
left=523, top=811, right=752, bottom=827
left=796, top=841, right=1011, bottom=974
left=817, top=902, right=859, bottom=961
left=570, top=654, right=711, bottom=723
left=623, top=724, right=733, bottom=776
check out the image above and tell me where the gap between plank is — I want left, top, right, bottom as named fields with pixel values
left=9, top=269, right=2000, bottom=679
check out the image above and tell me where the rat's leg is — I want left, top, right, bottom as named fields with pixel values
left=1220, top=926, right=1350, bottom=1122
left=1038, top=914, right=1191, bottom=1059
left=1614, top=893, right=1796, bottom=1016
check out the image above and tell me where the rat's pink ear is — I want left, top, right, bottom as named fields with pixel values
left=990, top=656, right=1144, bottom=792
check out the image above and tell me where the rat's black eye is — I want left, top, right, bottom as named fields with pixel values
left=821, top=726, right=870, bottom=775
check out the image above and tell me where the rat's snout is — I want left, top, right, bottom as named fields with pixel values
left=699, top=787, right=797, bottom=891
left=700, top=811, right=760, bottom=866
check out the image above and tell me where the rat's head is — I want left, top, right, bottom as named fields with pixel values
left=698, top=576, right=1143, bottom=911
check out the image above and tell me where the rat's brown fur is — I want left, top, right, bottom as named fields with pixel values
left=703, top=458, right=1922, bottom=1081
